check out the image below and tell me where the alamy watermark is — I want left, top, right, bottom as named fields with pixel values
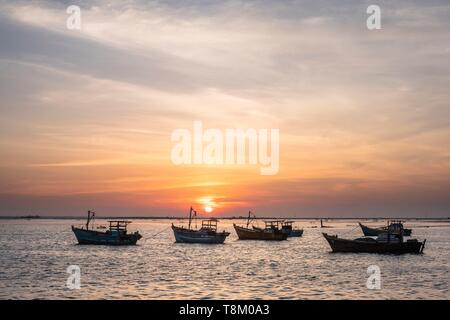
left=66, top=265, right=81, bottom=289
left=64, top=4, right=380, bottom=32
left=366, top=265, right=381, bottom=290
left=66, top=5, right=81, bottom=30
left=171, top=121, right=279, bottom=175
left=367, top=5, right=381, bottom=30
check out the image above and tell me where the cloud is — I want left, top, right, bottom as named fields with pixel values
left=0, top=0, right=450, bottom=216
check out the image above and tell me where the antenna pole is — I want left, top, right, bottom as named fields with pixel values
left=247, top=211, right=253, bottom=228
left=86, top=210, right=90, bottom=230
left=188, top=207, right=192, bottom=230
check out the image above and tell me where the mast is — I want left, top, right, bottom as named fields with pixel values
left=246, top=210, right=252, bottom=228
left=86, top=210, right=95, bottom=230
left=188, top=207, right=192, bottom=229
left=86, top=210, right=91, bottom=230
left=188, top=207, right=196, bottom=230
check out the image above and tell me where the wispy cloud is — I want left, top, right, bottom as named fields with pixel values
left=0, top=0, right=449, bottom=216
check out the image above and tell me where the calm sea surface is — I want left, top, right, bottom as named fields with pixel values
left=0, top=219, right=449, bottom=299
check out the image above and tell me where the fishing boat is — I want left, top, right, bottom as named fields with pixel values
left=233, top=211, right=288, bottom=241
left=71, top=211, right=142, bottom=245
left=322, top=232, right=426, bottom=254
left=281, top=221, right=304, bottom=237
left=172, top=207, right=230, bottom=244
left=359, top=220, right=412, bottom=237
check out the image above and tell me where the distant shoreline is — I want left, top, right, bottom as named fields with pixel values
left=1, top=216, right=449, bottom=221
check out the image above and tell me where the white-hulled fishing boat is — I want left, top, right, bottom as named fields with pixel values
left=72, top=211, right=142, bottom=245
left=172, top=207, right=230, bottom=244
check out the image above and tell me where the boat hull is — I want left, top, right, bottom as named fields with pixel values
left=172, top=225, right=230, bottom=244
left=323, top=233, right=425, bottom=254
left=359, top=223, right=412, bottom=237
left=282, top=229, right=304, bottom=237
left=234, top=225, right=288, bottom=241
left=403, top=229, right=412, bottom=236
left=288, top=229, right=304, bottom=237
left=72, top=227, right=142, bottom=245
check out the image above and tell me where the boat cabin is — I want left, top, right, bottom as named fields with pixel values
left=200, top=219, right=219, bottom=232
left=263, top=220, right=284, bottom=230
left=281, top=220, right=294, bottom=230
left=386, top=220, right=404, bottom=232
left=108, top=220, right=132, bottom=234
left=377, top=232, right=402, bottom=243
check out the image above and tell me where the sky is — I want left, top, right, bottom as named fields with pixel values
left=0, top=0, right=449, bottom=217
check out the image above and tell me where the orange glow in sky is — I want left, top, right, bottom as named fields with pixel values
left=0, top=2, right=449, bottom=217
left=198, top=197, right=216, bottom=214
left=204, top=206, right=213, bottom=213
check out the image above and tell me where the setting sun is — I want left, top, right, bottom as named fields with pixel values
left=204, top=206, right=213, bottom=213
left=197, top=197, right=216, bottom=213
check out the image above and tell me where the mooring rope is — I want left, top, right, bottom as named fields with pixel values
left=141, top=225, right=172, bottom=244
left=151, top=225, right=172, bottom=238
left=308, top=224, right=361, bottom=242
left=340, top=224, right=362, bottom=237
left=141, top=223, right=362, bottom=243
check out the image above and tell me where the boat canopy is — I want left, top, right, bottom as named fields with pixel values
left=201, top=219, right=219, bottom=231
left=108, top=220, right=132, bottom=231
left=377, top=232, right=402, bottom=243
left=263, top=220, right=284, bottom=228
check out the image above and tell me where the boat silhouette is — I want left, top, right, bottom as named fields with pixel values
left=172, top=207, right=230, bottom=244
left=233, top=211, right=288, bottom=241
left=359, top=220, right=412, bottom=237
left=72, top=211, right=142, bottom=245
left=280, top=221, right=304, bottom=237
left=323, top=231, right=425, bottom=254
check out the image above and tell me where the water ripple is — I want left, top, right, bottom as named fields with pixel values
left=0, top=219, right=449, bottom=299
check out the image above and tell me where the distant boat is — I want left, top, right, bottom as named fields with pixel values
left=71, top=211, right=142, bottom=245
left=233, top=211, right=287, bottom=241
left=322, top=232, right=426, bottom=254
left=172, top=207, right=230, bottom=244
left=280, top=221, right=304, bottom=237
left=19, top=215, right=41, bottom=219
left=359, top=221, right=412, bottom=237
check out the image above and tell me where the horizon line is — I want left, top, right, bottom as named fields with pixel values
left=1, top=215, right=449, bottom=220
